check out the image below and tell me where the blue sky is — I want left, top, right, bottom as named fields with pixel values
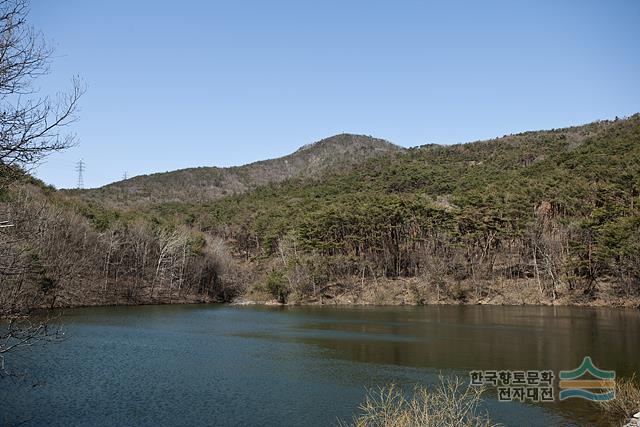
left=31, top=0, right=640, bottom=188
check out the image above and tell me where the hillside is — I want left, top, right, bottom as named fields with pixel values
left=67, top=134, right=403, bottom=207
left=144, top=114, right=640, bottom=306
left=3, top=115, right=639, bottom=312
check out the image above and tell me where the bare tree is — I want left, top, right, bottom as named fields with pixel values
left=0, top=314, right=64, bottom=375
left=0, top=0, right=83, bottom=185
left=0, top=0, right=82, bottom=374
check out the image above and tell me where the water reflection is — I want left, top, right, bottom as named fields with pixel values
left=2, top=304, right=638, bottom=427
left=234, top=305, right=640, bottom=425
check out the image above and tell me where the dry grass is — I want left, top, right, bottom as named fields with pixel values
left=597, top=375, right=640, bottom=423
left=342, top=377, right=500, bottom=427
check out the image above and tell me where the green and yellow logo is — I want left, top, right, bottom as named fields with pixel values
left=559, top=356, right=615, bottom=401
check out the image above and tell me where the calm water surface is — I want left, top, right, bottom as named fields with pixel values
left=2, top=305, right=639, bottom=426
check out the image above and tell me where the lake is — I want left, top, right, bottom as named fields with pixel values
left=2, top=305, right=639, bottom=426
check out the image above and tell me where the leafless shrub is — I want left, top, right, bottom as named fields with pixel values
left=596, top=375, right=640, bottom=424
left=342, top=377, right=499, bottom=427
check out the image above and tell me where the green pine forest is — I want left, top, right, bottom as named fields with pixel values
left=2, top=115, right=639, bottom=312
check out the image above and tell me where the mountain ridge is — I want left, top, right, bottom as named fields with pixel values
left=67, top=133, right=403, bottom=207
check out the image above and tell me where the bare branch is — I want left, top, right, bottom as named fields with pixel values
left=0, top=0, right=83, bottom=187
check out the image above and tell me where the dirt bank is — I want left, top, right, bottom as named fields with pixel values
left=238, top=276, right=640, bottom=308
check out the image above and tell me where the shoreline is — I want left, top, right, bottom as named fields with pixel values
left=22, top=296, right=640, bottom=315
left=7, top=276, right=639, bottom=315
left=236, top=275, right=640, bottom=309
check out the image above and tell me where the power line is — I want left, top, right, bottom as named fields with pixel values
left=75, top=159, right=85, bottom=189
left=123, top=171, right=127, bottom=180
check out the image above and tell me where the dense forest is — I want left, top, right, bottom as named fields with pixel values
left=2, top=115, right=639, bottom=313
left=150, top=114, right=640, bottom=306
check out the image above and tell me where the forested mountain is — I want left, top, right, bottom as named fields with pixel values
left=67, top=134, right=403, bottom=207
left=2, top=115, right=639, bottom=312
left=141, top=114, right=640, bottom=306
